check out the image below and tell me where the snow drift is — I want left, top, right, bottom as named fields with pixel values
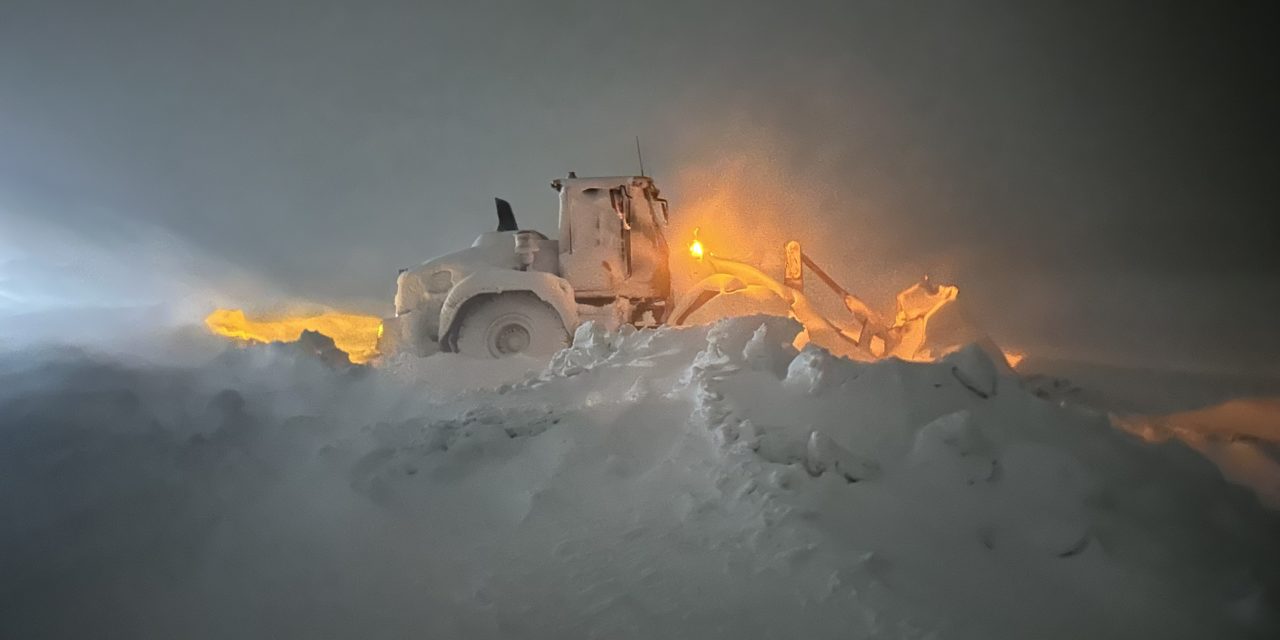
left=1, top=316, right=1277, bottom=639
left=1115, top=397, right=1280, bottom=510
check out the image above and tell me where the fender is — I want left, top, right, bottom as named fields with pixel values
left=438, top=270, right=579, bottom=349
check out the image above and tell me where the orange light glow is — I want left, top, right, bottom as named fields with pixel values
left=689, top=227, right=704, bottom=259
left=1001, top=349, right=1026, bottom=369
left=204, top=308, right=383, bottom=364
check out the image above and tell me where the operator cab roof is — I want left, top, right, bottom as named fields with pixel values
left=550, top=174, right=653, bottom=192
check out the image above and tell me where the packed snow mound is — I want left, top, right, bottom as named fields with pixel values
left=1116, top=397, right=1280, bottom=509
left=1, top=316, right=1278, bottom=639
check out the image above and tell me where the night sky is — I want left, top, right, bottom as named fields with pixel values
left=2, top=0, right=1277, bottom=370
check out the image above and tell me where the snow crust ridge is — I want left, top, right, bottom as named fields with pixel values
left=1, top=314, right=1278, bottom=639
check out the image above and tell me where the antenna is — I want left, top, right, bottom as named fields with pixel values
left=635, top=136, right=646, bottom=177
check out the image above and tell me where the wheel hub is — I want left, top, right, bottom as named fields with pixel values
left=493, top=322, right=531, bottom=355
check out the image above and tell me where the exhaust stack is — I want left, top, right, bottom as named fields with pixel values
left=495, top=198, right=518, bottom=232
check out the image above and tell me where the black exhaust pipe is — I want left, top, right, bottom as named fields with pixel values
left=495, top=198, right=518, bottom=231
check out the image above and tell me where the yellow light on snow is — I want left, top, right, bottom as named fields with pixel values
left=204, top=308, right=383, bottom=364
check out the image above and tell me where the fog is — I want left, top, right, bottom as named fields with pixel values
left=7, top=5, right=1280, bottom=637
left=3, top=0, right=1278, bottom=370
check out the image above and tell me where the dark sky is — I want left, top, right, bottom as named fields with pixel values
left=2, top=0, right=1277, bottom=370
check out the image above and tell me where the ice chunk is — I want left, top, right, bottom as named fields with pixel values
left=783, top=344, right=860, bottom=396
left=743, top=321, right=800, bottom=377
left=909, top=410, right=999, bottom=485
left=547, top=321, right=614, bottom=374
left=945, top=343, right=999, bottom=398
left=804, top=430, right=880, bottom=482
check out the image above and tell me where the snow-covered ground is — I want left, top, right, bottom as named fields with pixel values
left=2, top=316, right=1277, bottom=639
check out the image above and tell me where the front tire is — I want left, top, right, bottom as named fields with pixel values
left=453, top=293, right=570, bottom=358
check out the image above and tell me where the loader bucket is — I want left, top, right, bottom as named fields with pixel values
left=673, top=239, right=963, bottom=362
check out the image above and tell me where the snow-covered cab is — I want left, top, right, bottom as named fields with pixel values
left=553, top=175, right=671, bottom=325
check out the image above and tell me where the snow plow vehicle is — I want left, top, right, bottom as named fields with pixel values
left=377, top=173, right=967, bottom=363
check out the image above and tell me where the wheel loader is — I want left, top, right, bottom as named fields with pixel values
left=378, top=173, right=965, bottom=361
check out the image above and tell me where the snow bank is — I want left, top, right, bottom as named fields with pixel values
left=1, top=316, right=1277, bottom=639
left=1116, top=397, right=1280, bottom=510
